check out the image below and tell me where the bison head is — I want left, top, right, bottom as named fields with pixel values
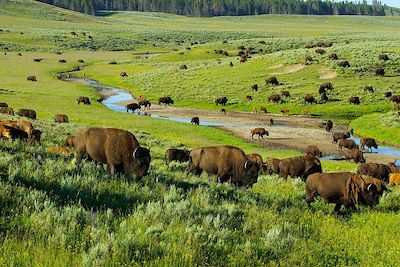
left=132, top=146, right=151, bottom=178
left=356, top=151, right=366, bottom=163
left=360, top=183, right=381, bottom=207
left=241, top=160, right=260, bottom=186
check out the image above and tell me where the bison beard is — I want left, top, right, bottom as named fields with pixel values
left=74, top=128, right=151, bottom=178
left=186, top=145, right=259, bottom=186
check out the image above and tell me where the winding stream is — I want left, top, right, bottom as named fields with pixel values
left=65, top=76, right=400, bottom=164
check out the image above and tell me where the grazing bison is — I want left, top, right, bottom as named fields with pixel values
left=215, top=97, right=228, bottom=106
left=179, top=64, right=187, bottom=70
left=348, top=96, right=360, bottom=105
left=315, top=48, right=325, bottom=55
left=320, top=82, right=333, bottom=91
left=109, top=61, right=117, bottom=65
left=280, top=108, right=289, bottom=115
left=304, top=55, right=313, bottom=64
left=27, top=75, right=37, bottom=82
left=158, top=96, right=174, bottom=105
left=246, top=153, right=264, bottom=166
left=16, top=109, right=36, bottom=119
left=338, top=60, right=350, bottom=68
left=220, top=108, right=226, bottom=115
left=389, top=173, right=400, bottom=186
left=266, top=77, right=279, bottom=86
left=65, top=135, right=75, bottom=147
left=375, top=68, right=385, bottom=76
left=306, top=172, right=387, bottom=213
left=77, top=96, right=91, bottom=105
left=389, top=95, right=400, bottom=104
left=268, top=94, right=281, bottom=103
left=379, top=54, right=389, bottom=61
left=30, top=129, right=42, bottom=144
left=278, top=156, right=322, bottom=180
left=191, top=117, right=200, bottom=125
left=342, top=148, right=365, bottom=163
left=250, top=128, right=269, bottom=139
left=260, top=107, right=267, bottom=113
left=126, top=103, right=141, bottom=113
left=357, top=163, right=393, bottom=181
left=281, top=91, right=290, bottom=98
left=246, top=95, right=253, bottom=101
left=33, top=58, right=43, bottom=62
left=320, top=92, right=329, bottom=102
left=0, top=124, right=28, bottom=141
left=384, top=92, right=392, bottom=98
left=54, top=114, right=69, bottom=123
left=0, top=107, right=14, bottom=115
left=266, top=158, right=281, bottom=175
left=328, top=53, right=338, bottom=60
left=138, top=100, right=151, bottom=109
left=186, top=145, right=260, bottom=186
left=165, top=148, right=190, bottom=165
left=78, top=59, right=85, bottom=63
left=304, top=95, right=315, bottom=104
left=120, top=72, right=128, bottom=77
left=74, top=127, right=151, bottom=177
left=59, top=59, right=67, bottom=63
left=326, top=120, right=333, bottom=132
left=229, top=62, right=234, bottom=67
left=364, top=85, right=374, bottom=93
left=360, top=138, right=378, bottom=152
left=333, top=132, right=351, bottom=143
left=339, top=139, right=358, bottom=150
left=251, top=84, right=258, bottom=92
left=306, top=145, right=322, bottom=157
left=0, top=103, right=8, bottom=107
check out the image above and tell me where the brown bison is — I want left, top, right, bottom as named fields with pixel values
left=250, top=128, right=269, bottom=139
left=360, top=138, right=378, bottom=152
left=268, top=94, right=281, bottom=103
left=186, top=145, right=260, bottom=186
left=338, top=60, right=350, bottom=68
left=269, top=118, right=274, bottom=126
left=179, top=64, right=188, bottom=70
left=220, top=108, right=226, bottom=115
left=109, top=61, right=117, bottom=65
left=27, top=75, right=37, bottom=82
left=384, top=92, right=392, bottom=98
left=30, top=129, right=42, bottom=144
left=306, top=172, right=387, bottom=213
left=304, top=95, right=315, bottom=104
left=33, top=58, right=43, bottom=62
left=266, top=158, right=280, bottom=175
left=357, top=163, right=394, bottom=181
left=379, top=54, right=389, bottom=61
left=246, top=95, right=253, bottom=101
left=280, top=108, right=289, bottom=115
left=260, top=107, right=267, bottom=113
left=165, top=148, right=190, bottom=165
left=78, top=59, right=85, bottom=63
left=138, top=100, right=151, bottom=109
left=65, top=135, right=75, bottom=147
left=278, top=155, right=322, bottom=180
left=215, top=97, right=228, bottom=106
left=266, top=77, right=279, bottom=86
left=315, top=48, right=325, bottom=55
left=16, top=109, right=36, bottom=119
left=328, top=53, right=338, bottom=60
left=0, top=124, right=27, bottom=141
left=191, top=117, right=200, bottom=125
left=251, top=84, right=258, bottom=92
left=320, top=82, right=334, bottom=91
left=159, top=96, right=174, bottom=105
left=306, top=145, right=322, bottom=157
left=281, top=91, right=291, bottom=98
left=349, top=96, right=360, bottom=105
left=246, top=153, right=264, bottom=166
left=364, top=85, right=374, bottom=93
left=74, top=128, right=151, bottom=177
left=332, top=132, right=350, bottom=143
left=0, top=103, right=8, bottom=107
left=120, top=72, right=128, bottom=77
left=0, top=107, right=14, bottom=115
left=338, top=139, right=358, bottom=150
left=375, top=68, right=385, bottom=76
left=77, top=96, right=91, bottom=105
left=126, top=103, right=141, bottom=113
left=389, top=95, right=400, bottom=104
left=54, top=114, right=69, bottom=123
left=342, top=148, right=365, bottom=163
left=319, top=120, right=333, bottom=132
left=320, top=92, right=329, bottom=102
left=59, top=59, right=67, bottom=63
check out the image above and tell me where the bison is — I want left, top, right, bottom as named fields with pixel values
left=126, top=103, right=141, bottom=113
left=138, top=100, right=151, bottom=109
left=266, top=77, right=279, bottom=86
left=304, top=55, right=313, bottom=64
left=389, top=95, right=400, bottom=104
left=315, top=48, right=325, bottom=55
left=191, top=117, right=200, bottom=125
left=375, top=68, right=385, bottom=76
left=165, top=148, right=190, bottom=165
left=186, top=145, right=260, bottom=186
left=357, top=163, right=394, bottom=182
left=65, top=135, right=75, bottom=147
left=159, top=96, right=174, bottom=105
left=384, top=92, right=392, bottom=98
left=250, top=128, right=269, bottom=139
left=306, top=145, right=322, bottom=157
left=120, top=72, right=128, bottom=77
left=179, top=64, right=187, bottom=70
left=338, top=60, right=350, bottom=68
left=328, top=53, right=338, bottom=60
left=54, top=114, right=69, bottom=123
left=27, top=75, right=37, bottom=82
left=319, top=120, right=333, bottom=132
left=348, top=96, right=360, bottom=105
left=332, top=132, right=351, bottom=143
left=379, top=54, right=389, bottom=61
left=16, top=109, right=36, bottom=119
left=77, top=96, right=91, bottom=105
left=0, top=103, right=8, bottom=107
left=281, top=91, right=290, bottom=98
left=338, top=139, right=358, bottom=150
left=251, top=84, right=258, bottom=92
left=260, top=107, right=267, bottom=114
left=320, top=82, right=334, bottom=91
left=360, top=138, right=378, bottom=152
left=59, top=59, right=67, bottom=63
left=74, top=127, right=151, bottom=178
left=0, top=107, right=14, bottom=115
left=304, top=95, right=315, bottom=104
left=364, top=85, right=374, bottom=93
left=320, top=93, right=329, bottom=102
left=268, top=94, right=281, bottom=103
left=266, top=157, right=280, bottom=175
left=278, top=155, right=322, bottom=180
left=306, top=172, right=387, bottom=213
left=342, top=148, right=365, bottom=163
left=215, top=97, right=228, bottom=106
left=246, top=153, right=264, bottom=166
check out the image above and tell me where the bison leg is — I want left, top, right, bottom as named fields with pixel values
left=333, top=203, right=342, bottom=214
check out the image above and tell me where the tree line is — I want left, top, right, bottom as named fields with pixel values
left=38, top=0, right=386, bottom=16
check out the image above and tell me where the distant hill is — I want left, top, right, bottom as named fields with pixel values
left=37, top=0, right=387, bottom=17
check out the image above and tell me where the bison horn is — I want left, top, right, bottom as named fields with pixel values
left=244, top=161, right=249, bottom=169
left=367, top=184, right=372, bottom=191
left=133, top=147, right=139, bottom=158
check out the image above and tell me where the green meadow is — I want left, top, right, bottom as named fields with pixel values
left=0, top=0, right=400, bottom=265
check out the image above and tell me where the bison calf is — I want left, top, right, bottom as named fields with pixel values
left=250, top=128, right=269, bottom=139
left=54, top=114, right=69, bottom=123
left=77, top=96, right=91, bottom=105
left=165, top=148, right=190, bottom=165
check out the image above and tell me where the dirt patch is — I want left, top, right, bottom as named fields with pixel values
left=266, top=64, right=283, bottom=70
left=272, top=64, right=306, bottom=75
left=319, top=68, right=337, bottom=80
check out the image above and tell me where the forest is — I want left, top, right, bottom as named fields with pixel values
left=38, top=0, right=386, bottom=16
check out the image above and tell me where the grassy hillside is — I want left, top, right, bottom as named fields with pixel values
left=1, top=1, right=400, bottom=265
